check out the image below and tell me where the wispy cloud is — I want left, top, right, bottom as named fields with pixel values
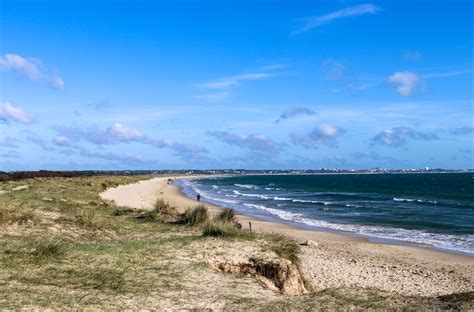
left=371, top=126, right=439, bottom=147
left=0, top=53, right=64, bottom=89
left=293, top=4, right=380, bottom=34
left=423, top=70, right=472, bottom=79
left=0, top=102, right=33, bottom=124
left=207, top=130, right=282, bottom=153
left=291, top=124, right=345, bottom=149
left=403, top=51, right=422, bottom=61
left=276, top=107, right=316, bottom=123
left=26, top=135, right=56, bottom=151
left=387, top=71, right=422, bottom=96
left=193, top=64, right=284, bottom=101
left=195, top=73, right=273, bottom=90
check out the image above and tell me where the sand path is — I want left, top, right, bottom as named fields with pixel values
left=101, top=176, right=474, bottom=297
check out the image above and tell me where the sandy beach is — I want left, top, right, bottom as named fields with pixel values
left=101, top=176, right=474, bottom=297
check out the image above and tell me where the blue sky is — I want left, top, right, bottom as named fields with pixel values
left=0, top=0, right=472, bottom=170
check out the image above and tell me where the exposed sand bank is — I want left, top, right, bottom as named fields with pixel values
left=101, top=176, right=474, bottom=297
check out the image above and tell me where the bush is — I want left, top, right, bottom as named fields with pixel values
left=202, top=220, right=241, bottom=237
left=214, top=208, right=236, bottom=223
left=183, top=205, right=209, bottom=225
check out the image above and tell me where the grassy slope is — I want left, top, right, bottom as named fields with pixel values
left=0, top=175, right=472, bottom=310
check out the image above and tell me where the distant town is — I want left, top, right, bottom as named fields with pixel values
left=1, top=167, right=472, bottom=181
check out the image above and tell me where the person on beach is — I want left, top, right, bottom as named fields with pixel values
left=197, top=193, right=201, bottom=201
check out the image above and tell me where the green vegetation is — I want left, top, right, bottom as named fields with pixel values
left=0, top=175, right=472, bottom=310
left=182, top=205, right=209, bottom=225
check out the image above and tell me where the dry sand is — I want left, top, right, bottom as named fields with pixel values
left=101, top=176, right=474, bottom=297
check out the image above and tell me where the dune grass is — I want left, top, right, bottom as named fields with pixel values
left=214, top=208, right=236, bottom=223
left=148, top=198, right=178, bottom=222
left=202, top=219, right=243, bottom=237
left=182, top=205, right=209, bottom=225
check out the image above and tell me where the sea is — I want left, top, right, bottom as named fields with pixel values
left=175, top=173, right=474, bottom=255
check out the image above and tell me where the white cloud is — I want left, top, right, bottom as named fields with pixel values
left=208, top=130, right=282, bottom=153
left=50, top=74, right=65, bottom=89
left=0, top=53, right=64, bottom=89
left=107, top=123, right=144, bottom=141
left=291, top=124, right=345, bottom=148
left=54, top=123, right=207, bottom=157
left=293, top=4, right=380, bottom=34
left=387, top=71, right=421, bottom=96
left=0, top=102, right=33, bottom=124
left=52, top=135, right=74, bottom=146
left=371, top=126, right=439, bottom=147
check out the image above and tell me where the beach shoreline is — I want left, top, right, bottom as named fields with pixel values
left=101, top=175, right=473, bottom=296
left=103, top=175, right=473, bottom=260
left=174, top=175, right=474, bottom=257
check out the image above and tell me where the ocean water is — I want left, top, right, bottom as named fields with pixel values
left=175, top=173, right=474, bottom=255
